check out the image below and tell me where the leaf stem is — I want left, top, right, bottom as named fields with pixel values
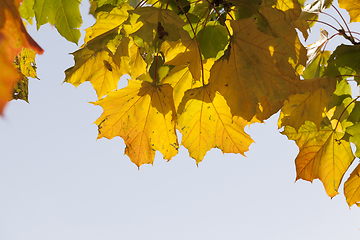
left=306, top=20, right=339, bottom=32
left=177, top=3, right=205, bottom=85
left=334, top=96, right=360, bottom=131
left=204, top=0, right=231, bottom=35
left=331, top=4, right=354, bottom=44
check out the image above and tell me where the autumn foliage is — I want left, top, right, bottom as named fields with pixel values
left=2, top=0, right=360, bottom=207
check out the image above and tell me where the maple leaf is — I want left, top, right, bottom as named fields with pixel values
left=283, top=120, right=354, bottom=197
left=197, top=23, right=229, bottom=59
left=325, top=44, right=360, bottom=78
left=338, top=0, right=360, bottom=23
left=0, top=0, right=43, bottom=114
left=162, top=59, right=215, bottom=109
left=93, top=79, right=178, bottom=167
left=209, top=19, right=302, bottom=121
left=302, top=50, right=331, bottom=79
left=64, top=33, right=123, bottom=99
left=278, top=77, right=337, bottom=130
left=344, top=163, right=360, bottom=207
left=161, top=31, right=203, bottom=81
left=177, top=85, right=254, bottom=164
left=33, top=0, right=83, bottom=43
left=83, top=3, right=132, bottom=45
left=124, top=7, right=186, bottom=45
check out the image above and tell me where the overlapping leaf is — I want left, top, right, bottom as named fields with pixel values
left=283, top=120, right=354, bottom=197
left=209, top=19, right=302, bottom=121
left=161, top=31, right=203, bottom=81
left=64, top=32, right=124, bottom=99
left=325, top=44, right=360, bottom=78
left=177, top=85, right=254, bottom=163
left=278, top=77, right=336, bottom=130
left=93, top=79, right=178, bottom=167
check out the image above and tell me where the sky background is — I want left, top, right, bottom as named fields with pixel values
left=1, top=1, right=360, bottom=239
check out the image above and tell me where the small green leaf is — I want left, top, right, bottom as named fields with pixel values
left=197, top=23, right=229, bottom=59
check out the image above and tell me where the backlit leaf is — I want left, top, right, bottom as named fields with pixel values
left=83, top=3, right=132, bottom=45
left=163, top=59, right=215, bottom=109
left=177, top=85, right=254, bottom=164
left=161, top=31, right=202, bottom=81
left=278, top=77, right=336, bottom=130
left=33, top=0, right=83, bottom=44
left=344, top=163, right=360, bottom=207
left=210, top=19, right=302, bottom=121
left=302, top=50, right=331, bottom=79
left=93, top=79, right=179, bottom=167
left=283, top=121, right=354, bottom=197
left=64, top=30, right=123, bottom=99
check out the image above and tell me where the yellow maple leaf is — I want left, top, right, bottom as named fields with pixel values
left=339, top=0, right=360, bottom=23
left=113, top=36, right=147, bottom=80
left=261, top=6, right=307, bottom=71
left=162, top=59, right=215, bottom=109
left=83, top=3, right=133, bottom=46
left=344, top=163, right=360, bottom=207
left=177, top=85, right=254, bottom=164
left=0, top=0, right=43, bottom=114
left=278, top=77, right=336, bottom=130
left=273, top=0, right=302, bottom=22
left=65, top=46, right=123, bottom=99
left=210, top=19, right=301, bottom=121
left=283, top=121, right=355, bottom=197
left=124, top=7, right=186, bottom=44
left=93, top=79, right=178, bottom=167
left=161, top=31, right=203, bottom=81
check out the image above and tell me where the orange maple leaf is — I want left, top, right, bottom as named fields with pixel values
left=0, top=0, right=43, bottom=114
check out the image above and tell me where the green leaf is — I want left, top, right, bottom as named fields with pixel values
left=197, top=23, right=229, bottom=59
left=325, top=44, right=360, bottom=78
left=302, top=50, right=331, bottom=79
left=20, top=0, right=35, bottom=24
left=33, top=0, right=83, bottom=44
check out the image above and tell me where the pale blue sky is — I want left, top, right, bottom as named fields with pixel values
left=1, top=1, right=360, bottom=239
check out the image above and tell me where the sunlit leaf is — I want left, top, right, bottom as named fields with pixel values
left=161, top=31, right=202, bottom=81
left=84, top=3, right=132, bottom=45
left=177, top=85, right=254, bottom=164
left=93, top=79, right=179, bottom=167
left=344, top=163, right=360, bottom=207
left=283, top=120, right=354, bottom=197
left=210, top=19, right=302, bottom=121
left=163, top=59, right=215, bottom=109
left=278, top=77, right=336, bottom=130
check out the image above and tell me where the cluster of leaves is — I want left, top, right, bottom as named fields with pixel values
left=2, top=0, right=360, bottom=207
